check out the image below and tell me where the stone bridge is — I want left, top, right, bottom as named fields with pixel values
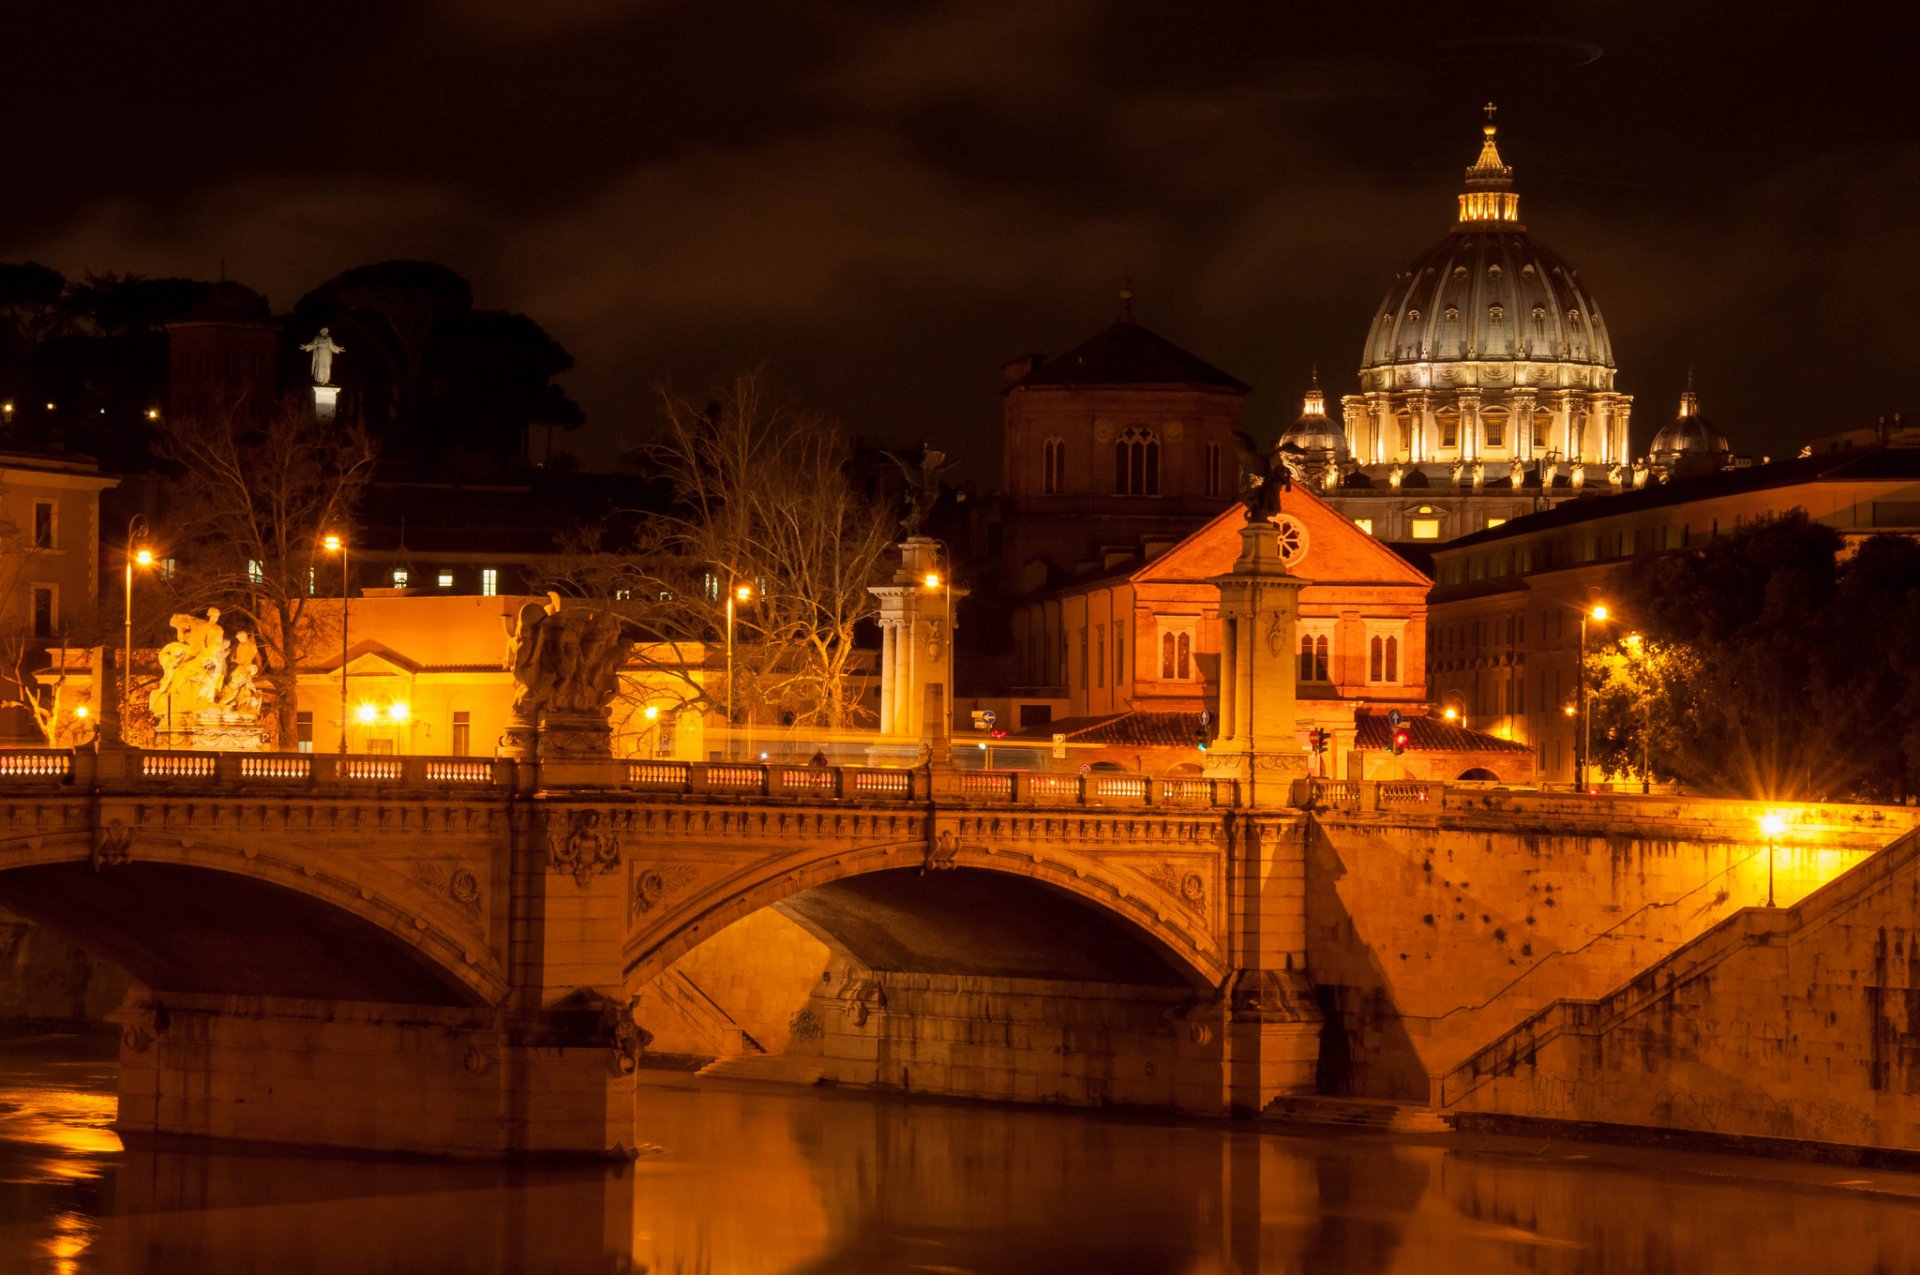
left=0, top=747, right=1315, bottom=1157
left=7, top=746, right=1910, bottom=1159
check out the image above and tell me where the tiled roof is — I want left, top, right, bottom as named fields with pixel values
left=1010, top=319, right=1248, bottom=393
left=1354, top=715, right=1532, bottom=754
left=1006, top=711, right=1204, bottom=747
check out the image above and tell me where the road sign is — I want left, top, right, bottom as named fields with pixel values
left=981, top=709, right=996, bottom=727
left=1387, top=709, right=1403, bottom=727
left=1052, top=732, right=1066, bottom=760
left=1198, top=709, right=1212, bottom=727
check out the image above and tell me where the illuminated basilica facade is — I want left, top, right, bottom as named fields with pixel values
left=1318, top=111, right=1639, bottom=542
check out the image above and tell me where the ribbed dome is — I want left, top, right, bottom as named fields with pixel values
left=1649, top=385, right=1729, bottom=458
left=1358, top=118, right=1616, bottom=390
left=1277, top=372, right=1350, bottom=457
left=1362, top=234, right=1614, bottom=372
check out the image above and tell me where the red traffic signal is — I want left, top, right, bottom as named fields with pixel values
left=1391, top=727, right=1410, bottom=755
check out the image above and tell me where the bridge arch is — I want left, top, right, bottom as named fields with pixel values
left=624, top=841, right=1227, bottom=993
left=0, top=833, right=507, bottom=1008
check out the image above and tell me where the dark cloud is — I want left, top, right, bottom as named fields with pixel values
left=8, top=0, right=1918, bottom=477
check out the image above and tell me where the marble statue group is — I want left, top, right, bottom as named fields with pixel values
left=150, top=609, right=262, bottom=719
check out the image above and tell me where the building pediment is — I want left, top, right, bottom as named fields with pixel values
left=1132, top=485, right=1432, bottom=589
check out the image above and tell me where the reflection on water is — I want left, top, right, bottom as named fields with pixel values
left=2, top=1040, right=1920, bottom=1273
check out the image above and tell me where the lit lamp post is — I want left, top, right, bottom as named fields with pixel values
left=1577, top=602, right=1608, bottom=791
left=1760, top=812, right=1785, bottom=907
left=122, top=516, right=153, bottom=742
left=923, top=568, right=953, bottom=760
left=324, top=533, right=349, bottom=753
left=725, top=583, right=752, bottom=760
left=1625, top=632, right=1651, bottom=794
left=1439, top=692, right=1465, bottom=725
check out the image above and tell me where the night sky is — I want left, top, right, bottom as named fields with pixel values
left=10, top=1, right=1917, bottom=479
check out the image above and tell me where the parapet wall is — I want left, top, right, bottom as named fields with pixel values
left=1307, top=793, right=1920, bottom=1100
left=1439, top=825, right=1920, bottom=1152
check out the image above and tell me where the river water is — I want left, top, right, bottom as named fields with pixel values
left=4, top=1040, right=1920, bottom=1274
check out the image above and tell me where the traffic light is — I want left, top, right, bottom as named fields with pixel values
left=1194, top=728, right=1209, bottom=752
left=1307, top=728, right=1327, bottom=755
left=1391, top=727, right=1410, bottom=755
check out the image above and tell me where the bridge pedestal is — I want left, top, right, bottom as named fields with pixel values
left=111, top=993, right=637, bottom=1159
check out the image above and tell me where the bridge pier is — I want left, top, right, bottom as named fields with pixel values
left=110, top=992, right=636, bottom=1158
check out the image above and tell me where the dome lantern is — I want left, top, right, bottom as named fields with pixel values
left=1457, top=103, right=1522, bottom=228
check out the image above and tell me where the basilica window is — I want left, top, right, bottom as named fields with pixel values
left=1532, top=411, right=1551, bottom=448
left=1437, top=409, right=1459, bottom=449
left=1042, top=436, right=1066, bottom=494
left=1298, top=633, right=1330, bottom=683
left=1114, top=426, right=1160, bottom=496
left=1483, top=409, right=1507, bottom=448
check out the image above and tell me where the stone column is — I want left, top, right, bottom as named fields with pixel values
left=1458, top=390, right=1481, bottom=463
left=1205, top=518, right=1307, bottom=806
left=1510, top=389, right=1537, bottom=462
left=878, top=622, right=897, bottom=735
left=869, top=537, right=954, bottom=745
left=1408, top=392, right=1431, bottom=464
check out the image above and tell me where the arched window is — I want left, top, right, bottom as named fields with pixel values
left=1160, top=630, right=1191, bottom=680
left=1298, top=634, right=1329, bottom=682
left=1368, top=635, right=1399, bottom=683
left=1114, top=426, right=1160, bottom=495
left=1042, top=437, right=1066, bottom=494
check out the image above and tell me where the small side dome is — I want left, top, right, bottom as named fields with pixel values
left=1648, top=377, right=1731, bottom=477
left=1275, top=370, right=1351, bottom=459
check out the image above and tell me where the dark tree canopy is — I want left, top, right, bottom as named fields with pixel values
left=293, top=260, right=579, bottom=471
left=1593, top=512, right=1920, bottom=802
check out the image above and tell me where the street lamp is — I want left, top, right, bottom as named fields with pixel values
left=1577, top=602, right=1609, bottom=791
left=1760, top=811, right=1785, bottom=907
left=725, top=582, right=753, bottom=760
left=1625, top=632, right=1651, bottom=794
left=924, top=568, right=953, bottom=759
left=122, top=516, right=153, bottom=742
left=324, top=533, right=348, bottom=753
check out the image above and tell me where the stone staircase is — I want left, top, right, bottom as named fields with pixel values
left=653, top=970, right=766, bottom=1060
left=695, top=1053, right=826, bottom=1086
left=1262, top=1095, right=1449, bottom=1133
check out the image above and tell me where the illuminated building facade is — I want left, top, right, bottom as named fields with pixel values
left=1319, top=110, right=1636, bottom=543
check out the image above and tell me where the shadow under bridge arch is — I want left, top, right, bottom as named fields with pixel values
left=628, top=853, right=1225, bottom=992
left=0, top=852, right=501, bottom=1008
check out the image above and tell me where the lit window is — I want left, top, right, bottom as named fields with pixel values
left=1486, top=517, right=1507, bottom=529
left=437, top=571, right=455, bottom=588
left=392, top=568, right=409, bottom=587
left=481, top=568, right=499, bottom=597
left=1410, top=519, right=1442, bottom=540
left=248, top=560, right=264, bottom=584
left=1353, top=518, right=1374, bottom=536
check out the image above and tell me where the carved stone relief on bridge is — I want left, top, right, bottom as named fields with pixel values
left=630, top=862, right=701, bottom=919
left=1136, top=862, right=1208, bottom=914
left=547, top=809, right=621, bottom=887
left=405, top=859, right=487, bottom=921
left=90, top=819, right=133, bottom=872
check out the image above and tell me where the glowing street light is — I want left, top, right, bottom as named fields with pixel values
left=122, top=517, right=154, bottom=743
left=1760, top=811, right=1786, bottom=907
left=725, top=581, right=753, bottom=759
left=325, top=533, right=350, bottom=752
left=387, top=701, right=410, bottom=723
left=1578, top=601, right=1611, bottom=791
left=924, top=563, right=954, bottom=757
left=355, top=703, right=379, bottom=724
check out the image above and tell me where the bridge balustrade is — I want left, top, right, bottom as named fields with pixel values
left=0, top=750, right=72, bottom=778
